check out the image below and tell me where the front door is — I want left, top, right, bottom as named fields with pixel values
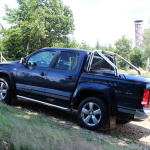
left=16, top=50, right=56, bottom=100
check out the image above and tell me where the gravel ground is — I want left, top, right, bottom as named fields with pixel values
left=13, top=100, right=150, bottom=150
left=98, top=114, right=150, bottom=150
left=70, top=113, right=150, bottom=150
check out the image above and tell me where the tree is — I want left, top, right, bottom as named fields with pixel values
left=95, top=41, right=115, bottom=52
left=1, top=0, right=74, bottom=60
left=95, top=41, right=106, bottom=50
left=107, top=44, right=115, bottom=52
left=65, top=38, right=79, bottom=49
left=115, top=35, right=133, bottom=69
left=143, top=28, right=150, bottom=57
left=79, top=41, right=93, bottom=50
left=142, top=27, right=150, bottom=69
left=95, top=41, right=101, bottom=50
left=115, top=35, right=132, bottom=60
left=130, top=47, right=146, bottom=68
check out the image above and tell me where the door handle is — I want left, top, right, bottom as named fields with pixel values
left=40, top=72, right=45, bottom=76
left=66, top=76, right=73, bottom=80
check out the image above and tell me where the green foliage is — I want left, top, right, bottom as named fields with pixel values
left=0, top=0, right=147, bottom=70
left=130, top=48, right=146, bottom=68
left=1, top=0, right=74, bottom=60
left=107, top=44, right=115, bottom=52
left=143, top=28, right=150, bottom=58
left=79, top=40, right=93, bottom=50
left=95, top=41, right=115, bottom=52
left=95, top=41, right=107, bottom=50
left=115, top=35, right=132, bottom=60
left=64, top=38, right=80, bottom=49
left=95, top=41, right=101, bottom=50
left=115, top=35, right=132, bottom=69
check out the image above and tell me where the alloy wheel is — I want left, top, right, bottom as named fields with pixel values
left=0, top=82, right=7, bottom=100
left=81, top=102, right=101, bottom=126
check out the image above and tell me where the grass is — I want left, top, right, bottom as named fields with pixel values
left=0, top=102, right=140, bottom=150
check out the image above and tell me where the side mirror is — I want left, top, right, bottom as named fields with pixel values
left=20, top=57, right=27, bottom=66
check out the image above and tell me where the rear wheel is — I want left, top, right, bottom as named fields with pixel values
left=78, top=97, right=108, bottom=130
left=0, top=78, right=11, bottom=103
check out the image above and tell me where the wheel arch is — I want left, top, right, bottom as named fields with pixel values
left=0, top=72, right=10, bottom=79
left=73, top=90, right=109, bottom=109
left=71, top=83, right=116, bottom=112
left=0, top=71, right=17, bottom=99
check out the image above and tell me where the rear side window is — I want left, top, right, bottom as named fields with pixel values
left=55, top=52, right=80, bottom=70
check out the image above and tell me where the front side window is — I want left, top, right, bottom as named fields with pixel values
left=27, top=51, right=56, bottom=67
left=55, top=52, right=80, bottom=70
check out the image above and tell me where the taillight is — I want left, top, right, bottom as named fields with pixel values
left=141, top=90, right=150, bottom=107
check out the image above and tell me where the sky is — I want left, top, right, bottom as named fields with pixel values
left=0, top=0, right=150, bottom=47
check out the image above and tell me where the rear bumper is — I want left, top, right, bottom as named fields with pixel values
left=144, top=107, right=150, bottom=114
left=143, top=107, right=150, bottom=114
left=118, top=106, right=148, bottom=121
left=134, top=109, right=148, bottom=120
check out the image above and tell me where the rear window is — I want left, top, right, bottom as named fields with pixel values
left=91, top=55, right=113, bottom=71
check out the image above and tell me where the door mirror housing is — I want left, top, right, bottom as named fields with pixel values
left=20, top=57, right=27, bottom=66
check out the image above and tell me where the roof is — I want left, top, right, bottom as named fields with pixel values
left=40, top=48, right=92, bottom=54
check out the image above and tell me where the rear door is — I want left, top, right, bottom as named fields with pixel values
left=45, top=51, right=83, bottom=107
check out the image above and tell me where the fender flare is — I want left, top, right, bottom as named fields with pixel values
left=0, top=69, right=17, bottom=98
left=71, top=82, right=117, bottom=114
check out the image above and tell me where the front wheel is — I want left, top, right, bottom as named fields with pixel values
left=0, top=78, right=11, bottom=103
left=78, top=97, right=108, bottom=130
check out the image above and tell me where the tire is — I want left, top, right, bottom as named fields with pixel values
left=116, top=119, right=130, bottom=124
left=78, top=97, right=108, bottom=130
left=0, top=78, right=11, bottom=103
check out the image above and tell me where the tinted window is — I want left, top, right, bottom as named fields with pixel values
left=27, top=51, right=56, bottom=67
left=91, top=55, right=113, bottom=70
left=55, top=52, right=80, bottom=70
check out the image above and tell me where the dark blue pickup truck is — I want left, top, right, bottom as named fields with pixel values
left=0, top=48, right=149, bottom=130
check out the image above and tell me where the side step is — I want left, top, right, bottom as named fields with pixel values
left=17, top=95, right=70, bottom=111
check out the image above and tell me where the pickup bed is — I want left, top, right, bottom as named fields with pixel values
left=0, top=48, right=149, bottom=130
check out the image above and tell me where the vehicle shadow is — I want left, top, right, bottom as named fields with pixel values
left=12, top=99, right=78, bottom=124
left=11, top=99, right=150, bottom=149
